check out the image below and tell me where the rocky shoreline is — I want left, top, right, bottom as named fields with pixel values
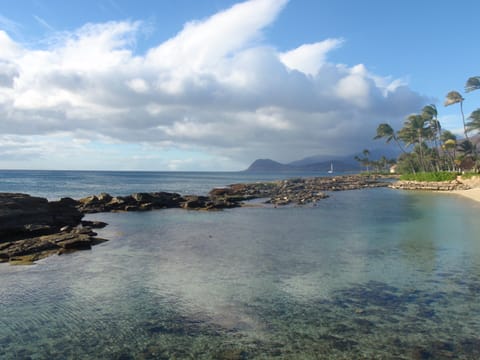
left=388, top=179, right=471, bottom=191
left=7, top=174, right=467, bottom=265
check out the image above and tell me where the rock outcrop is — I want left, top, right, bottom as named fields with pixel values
left=0, top=175, right=392, bottom=264
left=77, top=192, right=185, bottom=213
left=209, top=175, right=390, bottom=206
left=0, top=193, right=106, bottom=264
left=76, top=191, right=241, bottom=213
left=0, top=226, right=108, bottom=265
left=389, top=180, right=470, bottom=191
left=0, top=193, right=83, bottom=241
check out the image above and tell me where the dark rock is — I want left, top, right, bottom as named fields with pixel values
left=76, top=191, right=184, bottom=213
left=181, top=195, right=210, bottom=209
left=0, top=193, right=109, bottom=264
left=0, top=227, right=108, bottom=264
left=81, top=220, right=108, bottom=229
left=210, top=175, right=387, bottom=206
left=0, top=193, right=83, bottom=243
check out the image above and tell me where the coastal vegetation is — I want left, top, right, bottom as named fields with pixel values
left=399, top=172, right=457, bottom=182
left=371, top=75, right=480, bottom=177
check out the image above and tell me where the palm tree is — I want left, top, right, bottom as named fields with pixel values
left=362, top=149, right=371, bottom=172
left=466, top=109, right=480, bottom=135
left=444, top=90, right=469, bottom=141
left=440, top=130, right=457, bottom=143
left=440, top=130, right=457, bottom=171
left=465, top=76, right=480, bottom=93
left=373, top=123, right=407, bottom=153
left=457, top=140, right=476, bottom=171
left=398, top=114, right=431, bottom=171
left=421, top=104, right=441, bottom=146
left=421, top=104, right=441, bottom=170
left=442, top=139, right=457, bottom=171
left=354, top=149, right=371, bottom=172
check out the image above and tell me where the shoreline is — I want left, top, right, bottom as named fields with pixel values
left=0, top=174, right=391, bottom=264
left=449, top=177, right=480, bottom=203
left=449, top=188, right=480, bottom=203
left=2, top=174, right=478, bottom=265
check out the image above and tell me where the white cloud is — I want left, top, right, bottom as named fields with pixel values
left=279, top=38, right=344, bottom=76
left=0, top=0, right=426, bottom=170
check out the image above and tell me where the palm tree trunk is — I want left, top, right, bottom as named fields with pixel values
left=394, top=137, right=416, bottom=173
left=460, top=102, right=470, bottom=141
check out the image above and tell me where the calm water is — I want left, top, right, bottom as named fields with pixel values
left=0, top=170, right=327, bottom=200
left=1, top=171, right=480, bottom=359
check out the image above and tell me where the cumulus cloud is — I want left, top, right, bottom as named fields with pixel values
left=279, top=38, right=344, bottom=76
left=0, top=0, right=426, bottom=170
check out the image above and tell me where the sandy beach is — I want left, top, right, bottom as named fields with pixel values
left=451, top=177, right=480, bottom=203
left=451, top=188, right=480, bottom=203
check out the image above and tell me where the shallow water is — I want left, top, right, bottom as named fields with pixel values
left=1, top=188, right=480, bottom=359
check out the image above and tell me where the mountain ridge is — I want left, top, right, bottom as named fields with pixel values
left=245, top=158, right=359, bottom=173
left=244, top=149, right=400, bottom=173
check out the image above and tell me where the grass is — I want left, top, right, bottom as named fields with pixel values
left=460, top=172, right=480, bottom=179
left=400, top=172, right=458, bottom=182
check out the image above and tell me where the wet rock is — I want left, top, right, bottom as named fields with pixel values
left=77, top=192, right=185, bottom=213
left=81, top=220, right=108, bottom=228
left=0, top=193, right=83, bottom=242
left=0, top=226, right=108, bottom=264
left=180, top=195, right=212, bottom=209
left=210, top=175, right=389, bottom=206
left=0, top=193, right=108, bottom=264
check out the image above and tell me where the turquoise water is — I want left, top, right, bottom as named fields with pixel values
left=1, top=184, right=480, bottom=359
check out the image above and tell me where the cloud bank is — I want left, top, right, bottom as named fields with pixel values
left=0, top=0, right=425, bottom=170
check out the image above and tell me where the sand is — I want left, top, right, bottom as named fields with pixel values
left=451, top=188, right=480, bottom=203
left=450, top=177, right=480, bottom=203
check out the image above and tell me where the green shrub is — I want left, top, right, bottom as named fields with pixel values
left=400, top=172, right=458, bottom=182
left=460, top=172, right=480, bottom=179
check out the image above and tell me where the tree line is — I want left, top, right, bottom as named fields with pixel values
left=371, top=76, right=480, bottom=174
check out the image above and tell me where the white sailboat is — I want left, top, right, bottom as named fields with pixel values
left=327, top=162, right=333, bottom=174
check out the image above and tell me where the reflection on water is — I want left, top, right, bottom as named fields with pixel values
left=1, top=189, right=480, bottom=359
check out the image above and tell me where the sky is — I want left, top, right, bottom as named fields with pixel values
left=1, top=0, right=479, bottom=171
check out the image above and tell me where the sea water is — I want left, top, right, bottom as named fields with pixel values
left=1, top=171, right=480, bottom=359
left=0, top=170, right=324, bottom=200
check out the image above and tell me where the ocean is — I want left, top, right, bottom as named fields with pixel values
left=1, top=170, right=480, bottom=359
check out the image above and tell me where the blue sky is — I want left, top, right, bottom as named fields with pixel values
left=1, top=0, right=479, bottom=170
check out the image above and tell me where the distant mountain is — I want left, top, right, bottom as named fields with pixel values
left=289, top=148, right=400, bottom=167
left=246, top=159, right=294, bottom=172
left=245, top=158, right=361, bottom=173
left=245, top=148, right=401, bottom=173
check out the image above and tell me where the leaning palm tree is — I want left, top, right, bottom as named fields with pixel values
left=374, top=123, right=407, bottom=153
left=421, top=104, right=442, bottom=170
left=457, top=139, right=476, bottom=169
left=398, top=114, right=431, bottom=171
left=422, top=104, right=441, bottom=146
left=466, top=109, right=480, bottom=135
left=374, top=123, right=417, bottom=173
left=465, top=76, right=480, bottom=93
left=444, top=90, right=469, bottom=141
